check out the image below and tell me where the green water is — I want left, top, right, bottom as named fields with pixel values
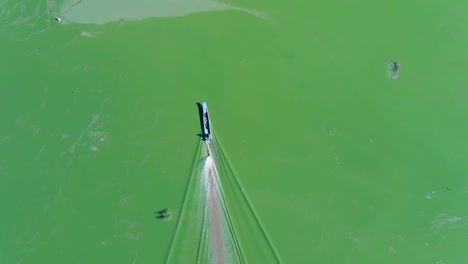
left=1, top=0, right=468, bottom=263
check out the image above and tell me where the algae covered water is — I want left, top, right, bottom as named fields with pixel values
left=1, top=0, right=468, bottom=263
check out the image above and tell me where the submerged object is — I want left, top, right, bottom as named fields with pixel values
left=391, top=61, right=400, bottom=74
left=388, top=61, right=400, bottom=79
left=155, top=208, right=172, bottom=221
left=201, top=102, right=212, bottom=142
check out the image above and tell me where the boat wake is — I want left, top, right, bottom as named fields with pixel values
left=166, top=103, right=281, bottom=263
left=165, top=140, right=243, bottom=264
left=197, top=153, right=244, bottom=263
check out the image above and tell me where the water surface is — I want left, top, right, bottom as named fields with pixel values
left=1, top=0, right=468, bottom=263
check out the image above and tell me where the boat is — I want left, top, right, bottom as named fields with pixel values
left=202, top=102, right=212, bottom=142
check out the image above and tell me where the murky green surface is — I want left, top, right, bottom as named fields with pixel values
left=1, top=0, right=468, bottom=263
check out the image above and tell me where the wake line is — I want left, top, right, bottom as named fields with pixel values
left=201, top=148, right=245, bottom=264
left=205, top=145, right=245, bottom=264
left=212, top=138, right=282, bottom=264
left=205, top=156, right=225, bottom=263
left=207, top=145, right=244, bottom=262
left=165, top=143, right=203, bottom=264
